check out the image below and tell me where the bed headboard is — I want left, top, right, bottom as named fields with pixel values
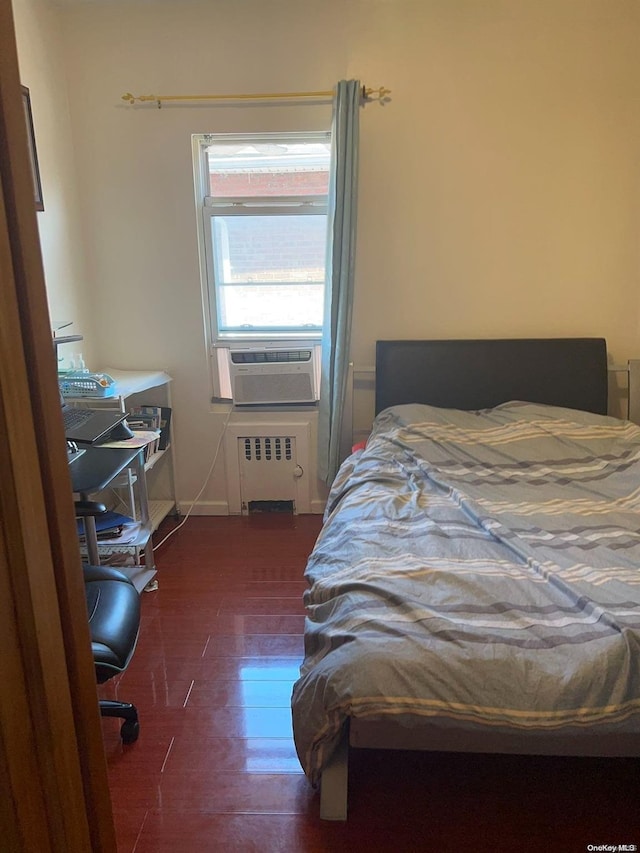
left=375, top=338, right=608, bottom=416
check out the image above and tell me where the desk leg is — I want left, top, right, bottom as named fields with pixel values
left=79, top=492, right=101, bottom=566
left=135, top=450, right=155, bottom=571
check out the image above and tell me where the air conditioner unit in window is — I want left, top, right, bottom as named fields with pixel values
left=228, top=348, right=318, bottom=405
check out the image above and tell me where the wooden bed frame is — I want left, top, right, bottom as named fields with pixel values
left=319, top=337, right=630, bottom=820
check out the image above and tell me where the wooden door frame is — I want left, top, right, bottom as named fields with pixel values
left=0, top=1, right=117, bottom=849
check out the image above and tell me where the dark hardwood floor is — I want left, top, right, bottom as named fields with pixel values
left=100, top=515, right=639, bottom=852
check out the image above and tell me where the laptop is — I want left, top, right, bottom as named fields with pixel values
left=60, top=390, right=130, bottom=444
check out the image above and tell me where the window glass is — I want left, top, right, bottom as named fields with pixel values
left=199, top=133, right=330, bottom=341
left=206, top=141, right=330, bottom=199
left=211, top=214, right=325, bottom=332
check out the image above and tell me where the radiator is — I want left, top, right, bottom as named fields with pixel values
left=224, top=421, right=311, bottom=515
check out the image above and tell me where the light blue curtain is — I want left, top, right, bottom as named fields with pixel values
left=318, top=79, right=361, bottom=485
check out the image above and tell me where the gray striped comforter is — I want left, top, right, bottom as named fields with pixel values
left=292, top=402, right=640, bottom=785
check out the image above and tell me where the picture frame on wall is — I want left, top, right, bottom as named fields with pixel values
left=21, top=85, right=44, bottom=211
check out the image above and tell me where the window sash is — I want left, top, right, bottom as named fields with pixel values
left=203, top=209, right=326, bottom=338
left=196, top=132, right=329, bottom=345
left=204, top=197, right=327, bottom=213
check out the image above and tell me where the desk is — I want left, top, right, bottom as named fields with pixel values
left=63, top=368, right=175, bottom=530
left=71, top=445, right=156, bottom=591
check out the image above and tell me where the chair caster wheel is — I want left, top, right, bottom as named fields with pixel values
left=120, top=720, right=140, bottom=744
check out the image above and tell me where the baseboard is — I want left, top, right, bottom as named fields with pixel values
left=310, top=499, right=326, bottom=515
left=175, top=499, right=326, bottom=516
left=176, top=500, right=230, bottom=516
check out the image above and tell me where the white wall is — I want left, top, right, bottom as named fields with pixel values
left=58, top=0, right=343, bottom=512
left=17, top=0, right=640, bottom=512
left=12, top=0, right=96, bottom=365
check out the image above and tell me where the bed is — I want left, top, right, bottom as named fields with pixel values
left=291, top=337, right=640, bottom=820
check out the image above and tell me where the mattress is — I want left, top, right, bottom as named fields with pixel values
left=292, top=401, right=640, bottom=786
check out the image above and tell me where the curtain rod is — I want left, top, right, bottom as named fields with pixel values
left=121, top=86, right=390, bottom=108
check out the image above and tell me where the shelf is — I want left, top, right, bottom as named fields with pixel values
left=68, top=368, right=175, bottom=584
left=116, top=565, right=157, bottom=594
left=149, top=500, right=175, bottom=531
left=60, top=368, right=171, bottom=407
left=77, top=554, right=156, bottom=593
left=79, top=520, right=152, bottom=551
left=145, top=447, right=168, bottom=472
left=99, top=368, right=172, bottom=401
left=106, top=447, right=168, bottom=485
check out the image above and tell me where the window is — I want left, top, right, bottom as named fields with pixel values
left=194, top=132, right=331, bottom=344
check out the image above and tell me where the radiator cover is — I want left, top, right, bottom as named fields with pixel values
left=224, top=421, right=311, bottom=515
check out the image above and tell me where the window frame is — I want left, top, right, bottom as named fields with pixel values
left=193, top=131, right=331, bottom=351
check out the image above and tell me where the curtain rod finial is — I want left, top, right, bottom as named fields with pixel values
left=362, top=86, right=392, bottom=104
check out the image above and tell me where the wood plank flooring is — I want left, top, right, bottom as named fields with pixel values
left=100, top=515, right=639, bottom=852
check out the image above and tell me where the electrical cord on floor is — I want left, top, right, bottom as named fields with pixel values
left=153, top=406, right=233, bottom=551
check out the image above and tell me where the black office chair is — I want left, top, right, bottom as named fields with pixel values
left=77, top=502, right=141, bottom=744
